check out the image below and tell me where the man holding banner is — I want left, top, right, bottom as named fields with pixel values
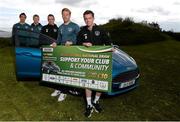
left=77, top=10, right=112, bottom=118
left=51, top=8, right=80, bottom=102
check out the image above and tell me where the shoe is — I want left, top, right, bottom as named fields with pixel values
left=69, top=90, right=81, bottom=95
left=84, top=105, right=93, bottom=118
left=92, top=101, right=102, bottom=113
left=51, top=90, right=61, bottom=97
left=58, top=93, right=67, bottom=102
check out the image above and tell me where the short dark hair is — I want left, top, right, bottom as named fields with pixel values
left=48, top=14, right=54, bottom=18
left=19, top=13, right=26, bottom=18
left=33, top=14, right=39, bottom=19
left=83, top=10, right=94, bottom=18
left=62, top=8, right=71, bottom=15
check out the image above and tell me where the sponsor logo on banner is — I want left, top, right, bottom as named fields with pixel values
left=43, top=48, right=53, bottom=52
left=41, top=46, right=112, bottom=92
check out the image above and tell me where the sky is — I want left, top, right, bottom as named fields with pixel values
left=0, top=0, right=180, bottom=32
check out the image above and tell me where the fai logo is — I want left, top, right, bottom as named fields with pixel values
left=38, top=27, right=41, bottom=31
left=68, top=27, right=73, bottom=32
left=54, top=29, right=57, bottom=32
left=25, top=26, right=29, bottom=29
left=46, top=29, right=48, bottom=33
left=95, top=31, right=100, bottom=36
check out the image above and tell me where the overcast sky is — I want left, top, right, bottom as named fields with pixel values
left=0, top=0, right=180, bottom=32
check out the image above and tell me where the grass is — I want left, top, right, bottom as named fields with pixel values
left=0, top=40, right=180, bottom=120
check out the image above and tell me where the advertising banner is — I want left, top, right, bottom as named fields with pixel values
left=41, top=46, right=113, bottom=92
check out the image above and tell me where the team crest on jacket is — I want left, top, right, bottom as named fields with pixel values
left=95, top=31, right=100, bottom=36
left=46, top=29, right=48, bottom=32
left=68, top=27, right=73, bottom=32
left=25, top=26, right=28, bottom=29
left=54, top=29, right=57, bottom=32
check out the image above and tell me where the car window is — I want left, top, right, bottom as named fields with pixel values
left=14, top=29, right=55, bottom=48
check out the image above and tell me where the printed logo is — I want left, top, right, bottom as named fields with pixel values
left=54, top=29, right=57, bottom=32
left=25, top=26, right=28, bottom=29
left=43, top=48, right=53, bottom=52
left=68, top=27, right=73, bottom=32
left=84, top=34, right=88, bottom=40
left=95, top=31, right=100, bottom=36
left=46, top=29, right=48, bottom=33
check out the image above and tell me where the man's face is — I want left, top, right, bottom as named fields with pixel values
left=84, top=14, right=94, bottom=27
left=48, top=16, right=55, bottom=25
left=62, top=11, right=71, bottom=23
left=33, top=16, right=39, bottom=24
left=19, top=15, right=26, bottom=23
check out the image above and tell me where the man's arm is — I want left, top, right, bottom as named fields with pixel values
left=57, top=27, right=62, bottom=45
left=76, top=30, right=83, bottom=45
left=75, top=24, right=80, bottom=35
left=39, top=26, right=45, bottom=46
left=11, top=25, right=15, bottom=45
left=102, top=29, right=112, bottom=45
left=55, top=26, right=59, bottom=41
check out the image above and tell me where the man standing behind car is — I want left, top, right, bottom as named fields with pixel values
left=30, top=14, right=43, bottom=46
left=40, top=14, right=58, bottom=47
left=31, top=14, right=42, bottom=33
left=77, top=10, right=111, bottom=118
left=51, top=8, right=80, bottom=102
left=12, top=13, right=30, bottom=46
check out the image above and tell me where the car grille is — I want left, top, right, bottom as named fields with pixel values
left=113, top=68, right=139, bottom=82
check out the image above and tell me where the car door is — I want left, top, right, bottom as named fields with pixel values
left=15, top=29, right=56, bottom=80
left=15, top=29, right=41, bottom=79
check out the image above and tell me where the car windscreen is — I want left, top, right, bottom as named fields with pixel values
left=14, top=29, right=56, bottom=48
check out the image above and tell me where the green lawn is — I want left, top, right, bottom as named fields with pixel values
left=0, top=40, right=180, bottom=121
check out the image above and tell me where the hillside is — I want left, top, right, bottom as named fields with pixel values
left=100, top=18, right=171, bottom=45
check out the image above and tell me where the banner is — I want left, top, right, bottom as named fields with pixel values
left=41, top=46, right=113, bottom=92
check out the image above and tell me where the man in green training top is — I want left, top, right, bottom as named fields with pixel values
left=12, top=13, right=30, bottom=46
left=57, top=8, right=80, bottom=45
left=51, top=8, right=80, bottom=102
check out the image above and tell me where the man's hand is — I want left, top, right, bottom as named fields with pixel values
left=50, top=42, right=57, bottom=48
left=83, top=42, right=92, bottom=47
left=65, top=41, right=73, bottom=46
left=111, top=47, right=116, bottom=52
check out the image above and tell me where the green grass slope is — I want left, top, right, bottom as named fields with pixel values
left=0, top=40, right=180, bottom=120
